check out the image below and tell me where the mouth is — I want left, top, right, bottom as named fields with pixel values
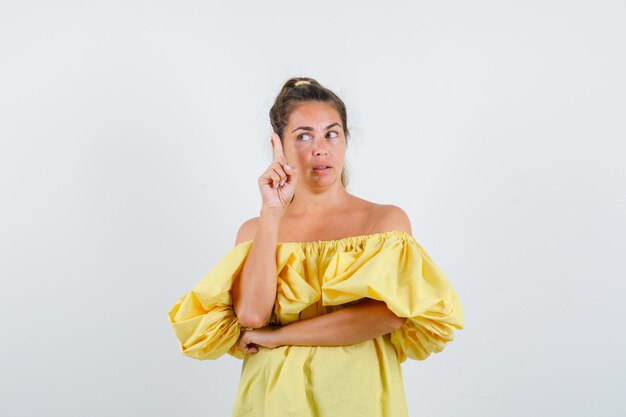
left=312, top=165, right=332, bottom=174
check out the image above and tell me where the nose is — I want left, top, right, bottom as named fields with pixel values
left=312, top=136, right=329, bottom=156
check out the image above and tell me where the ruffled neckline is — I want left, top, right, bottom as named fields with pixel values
left=238, top=230, right=416, bottom=249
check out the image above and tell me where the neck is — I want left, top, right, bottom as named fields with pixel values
left=287, top=183, right=351, bottom=216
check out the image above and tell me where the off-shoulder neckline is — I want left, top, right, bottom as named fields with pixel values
left=238, top=230, right=415, bottom=248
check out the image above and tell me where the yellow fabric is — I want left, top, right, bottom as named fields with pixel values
left=167, top=231, right=464, bottom=416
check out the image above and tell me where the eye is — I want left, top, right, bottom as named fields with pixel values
left=327, top=131, right=338, bottom=139
left=297, top=133, right=312, bottom=141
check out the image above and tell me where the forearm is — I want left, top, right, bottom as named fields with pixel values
left=274, top=299, right=407, bottom=347
left=232, top=210, right=282, bottom=327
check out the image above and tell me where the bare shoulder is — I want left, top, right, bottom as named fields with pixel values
left=371, top=204, right=413, bottom=235
left=234, top=216, right=260, bottom=246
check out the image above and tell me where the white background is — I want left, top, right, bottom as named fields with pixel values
left=1, top=1, right=625, bottom=416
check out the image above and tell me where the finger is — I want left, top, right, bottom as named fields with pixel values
left=269, top=172, right=280, bottom=188
left=260, top=168, right=281, bottom=189
left=274, top=157, right=294, bottom=182
left=271, top=165, right=287, bottom=183
left=270, top=134, right=295, bottom=176
left=271, top=133, right=285, bottom=162
left=284, top=163, right=295, bottom=182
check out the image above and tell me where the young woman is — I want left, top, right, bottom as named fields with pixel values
left=168, top=77, right=464, bottom=417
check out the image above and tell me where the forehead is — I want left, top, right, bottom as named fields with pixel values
left=287, top=102, right=341, bottom=127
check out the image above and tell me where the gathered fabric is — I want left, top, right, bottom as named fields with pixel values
left=167, top=231, right=464, bottom=417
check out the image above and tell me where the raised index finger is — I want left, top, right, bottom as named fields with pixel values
left=271, top=133, right=285, bottom=162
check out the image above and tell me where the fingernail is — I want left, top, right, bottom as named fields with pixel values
left=285, top=164, right=292, bottom=171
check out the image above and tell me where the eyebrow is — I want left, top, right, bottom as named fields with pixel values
left=291, top=122, right=342, bottom=133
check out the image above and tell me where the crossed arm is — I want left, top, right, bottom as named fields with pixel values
left=235, top=205, right=413, bottom=354
left=237, top=298, right=407, bottom=354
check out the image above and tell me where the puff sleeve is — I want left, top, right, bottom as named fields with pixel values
left=167, top=242, right=253, bottom=360
left=321, top=234, right=464, bottom=362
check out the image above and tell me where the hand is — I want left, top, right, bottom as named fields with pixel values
left=237, top=325, right=283, bottom=354
left=258, top=133, right=297, bottom=212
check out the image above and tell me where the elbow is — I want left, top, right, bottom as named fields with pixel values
left=389, top=315, right=407, bottom=332
left=363, top=299, right=406, bottom=332
left=236, top=310, right=271, bottom=329
left=233, top=298, right=273, bottom=328
left=375, top=300, right=406, bottom=331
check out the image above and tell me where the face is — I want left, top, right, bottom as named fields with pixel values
left=281, top=101, right=346, bottom=188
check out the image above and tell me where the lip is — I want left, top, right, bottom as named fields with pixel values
left=312, top=163, right=332, bottom=169
left=312, top=166, right=332, bottom=175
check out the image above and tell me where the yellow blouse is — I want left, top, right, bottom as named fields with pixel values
left=167, top=231, right=464, bottom=417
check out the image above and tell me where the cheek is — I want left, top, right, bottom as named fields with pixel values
left=283, top=148, right=306, bottom=166
left=333, top=142, right=346, bottom=159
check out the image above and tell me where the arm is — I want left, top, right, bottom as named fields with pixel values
left=238, top=298, right=407, bottom=352
left=231, top=210, right=282, bottom=328
left=232, top=132, right=295, bottom=328
left=237, top=205, right=414, bottom=352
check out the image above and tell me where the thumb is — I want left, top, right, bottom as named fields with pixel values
left=285, top=163, right=296, bottom=180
